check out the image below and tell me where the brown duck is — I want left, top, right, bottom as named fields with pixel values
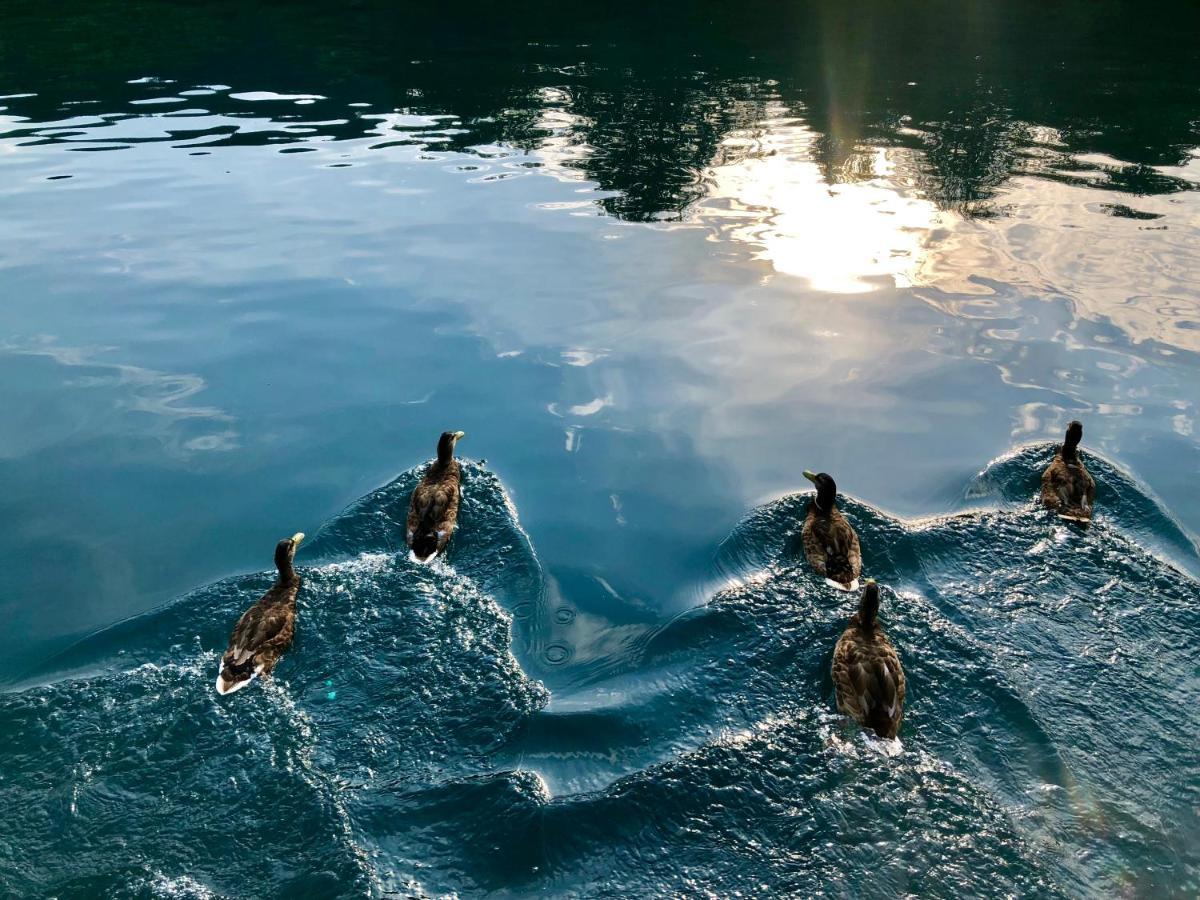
left=832, top=580, right=905, bottom=739
left=216, top=532, right=304, bottom=695
left=1040, top=420, right=1095, bottom=523
left=801, top=470, right=862, bottom=591
left=407, top=430, right=465, bottom=562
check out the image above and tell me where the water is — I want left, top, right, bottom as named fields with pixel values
left=1, top=1, right=1198, bottom=895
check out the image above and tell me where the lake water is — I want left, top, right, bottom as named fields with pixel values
left=2, top=1, right=1198, bottom=896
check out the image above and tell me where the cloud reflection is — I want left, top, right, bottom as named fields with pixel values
left=0, top=338, right=238, bottom=457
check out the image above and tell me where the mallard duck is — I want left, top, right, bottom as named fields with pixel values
left=801, top=470, right=862, bottom=591
left=1040, top=420, right=1095, bottom=523
left=216, top=533, right=304, bottom=695
left=832, top=580, right=905, bottom=739
left=407, top=430, right=465, bottom=562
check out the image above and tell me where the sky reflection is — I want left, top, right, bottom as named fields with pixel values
left=700, top=107, right=945, bottom=293
left=0, top=0, right=1198, bottom=676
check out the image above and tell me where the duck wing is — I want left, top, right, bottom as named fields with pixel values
left=1041, top=459, right=1066, bottom=509
left=833, top=630, right=905, bottom=738
left=406, top=465, right=462, bottom=555
left=407, top=480, right=449, bottom=541
left=1042, top=457, right=1094, bottom=519
left=801, top=512, right=829, bottom=576
left=807, top=510, right=860, bottom=587
left=224, top=590, right=294, bottom=666
left=833, top=632, right=869, bottom=722
left=828, top=513, right=862, bottom=585
left=867, top=641, right=905, bottom=738
left=217, top=588, right=296, bottom=696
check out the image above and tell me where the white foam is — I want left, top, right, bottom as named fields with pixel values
left=518, top=769, right=553, bottom=802
left=144, top=872, right=216, bottom=899
left=861, top=732, right=904, bottom=757
left=315, top=551, right=391, bottom=577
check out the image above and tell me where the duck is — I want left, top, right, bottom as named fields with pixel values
left=216, top=532, right=304, bottom=695
left=832, top=580, right=905, bottom=739
left=407, top=430, right=466, bottom=562
left=801, top=470, right=862, bottom=591
left=1040, top=420, right=1095, bottom=523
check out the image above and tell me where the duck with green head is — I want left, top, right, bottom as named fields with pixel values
left=801, top=469, right=862, bottom=591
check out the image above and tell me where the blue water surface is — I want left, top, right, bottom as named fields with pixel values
left=1, top=1, right=1199, bottom=896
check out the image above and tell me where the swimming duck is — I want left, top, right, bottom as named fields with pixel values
left=801, top=470, right=862, bottom=591
left=407, top=430, right=466, bottom=561
left=1040, top=420, right=1095, bottom=523
left=832, top=580, right=905, bottom=739
left=216, top=532, right=304, bottom=695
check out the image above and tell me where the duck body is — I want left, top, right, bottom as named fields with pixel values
left=801, top=471, right=862, bottom=591
left=1040, top=420, right=1095, bottom=522
left=832, top=582, right=905, bottom=739
left=217, top=533, right=304, bottom=695
left=407, top=430, right=465, bottom=562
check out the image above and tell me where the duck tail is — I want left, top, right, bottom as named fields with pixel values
left=411, top=530, right=439, bottom=562
left=826, top=552, right=857, bottom=591
left=1057, top=508, right=1092, bottom=524
left=216, top=656, right=260, bottom=695
left=866, top=708, right=895, bottom=739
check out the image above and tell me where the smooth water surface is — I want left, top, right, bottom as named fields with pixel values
left=1, top=1, right=1198, bottom=896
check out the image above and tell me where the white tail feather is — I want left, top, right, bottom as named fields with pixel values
left=215, top=663, right=264, bottom=696
left=1057, top=512, right=1091, bottom=523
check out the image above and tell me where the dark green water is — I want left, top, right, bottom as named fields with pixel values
left=1, top=1, right=1199, bottom=896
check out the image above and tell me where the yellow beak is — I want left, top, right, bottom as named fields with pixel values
left=802, top=470, right=817, bottom=483
left=291, top=532, right=305, bottom=545
left=453, top=431, right=466, bottom=441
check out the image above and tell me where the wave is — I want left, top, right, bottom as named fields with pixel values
left=2, top=452, right=1197, bottom=897
left=0, top=462, right=547, bottom=898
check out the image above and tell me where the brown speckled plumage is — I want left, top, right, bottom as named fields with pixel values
left=1041, top=421, right=1095, bottom=522
left=407, top=431, right=465, bottom=561
left=801, top=471, right=862, bottom=589
left=832, top=582, right=905, bottom=739
left=217, top=534, right=303, bottom=694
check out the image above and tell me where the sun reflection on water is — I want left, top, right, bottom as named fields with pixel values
left=698, top=107, right=948, bottom=294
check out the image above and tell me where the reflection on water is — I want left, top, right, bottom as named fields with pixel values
left=1, top=338, right=238, bottom=457
left=916, top=164, right=1200, bottom=354
left=699, top=108, right=945, bottom=292
left=2, top=1, right=1200, bottom=896
left=0, top=0, right=1198, bottom=686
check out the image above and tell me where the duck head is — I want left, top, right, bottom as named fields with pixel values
left=274, top=532, right=304, bottom=578
left=858, top=579, right=880, bottom=630
left=803, top=470, right=838, bottom=513
left=1063, top=420, right=1083, bottom=460
left=437, top=430, right=466, bottom=464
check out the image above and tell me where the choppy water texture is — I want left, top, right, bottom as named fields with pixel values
left=2, top=0, right=1200, bottom=896
left=4, top=455, right=1199, bottom=897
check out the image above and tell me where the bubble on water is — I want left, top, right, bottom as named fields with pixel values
left=544, top=644, right=572, bottom=664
